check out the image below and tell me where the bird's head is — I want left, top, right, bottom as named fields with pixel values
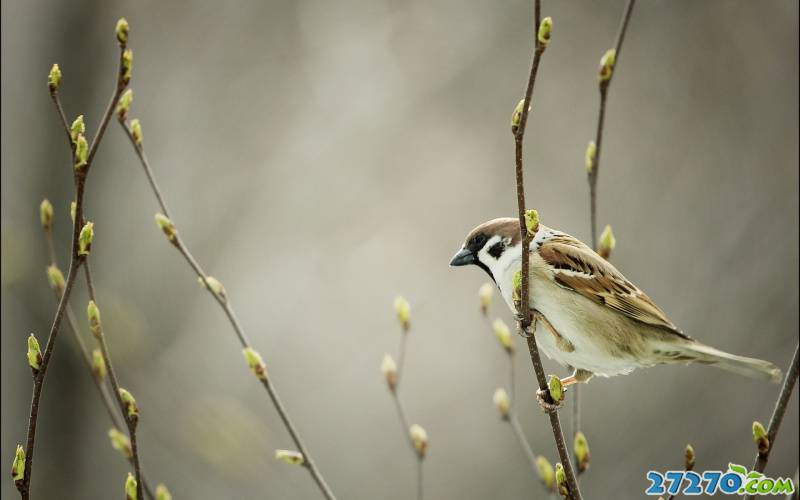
left=449, top=217, right=522, bottom=283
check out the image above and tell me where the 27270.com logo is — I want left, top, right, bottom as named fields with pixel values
left=646, top=463, right=795, bottom=496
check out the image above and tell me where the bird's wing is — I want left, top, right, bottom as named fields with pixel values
left=537, top=234, right=688, bottom=338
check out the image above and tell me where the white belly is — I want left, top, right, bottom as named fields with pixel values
left=498, top=265, right=643, bottom=377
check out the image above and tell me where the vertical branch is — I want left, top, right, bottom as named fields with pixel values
left=84, top=263, right=144, bottom=500
left=510, top=2, right=582, bottom=499
left=41, top=213, right=155, bottom=500
left=16, top=22, right=136, bottom=499
left=747, top=344, right=799, bottom=482
left=587, top=0, right=636, bottom=248
left=116, top=118, right=336, bottom=500
left=382, top=299, right=425, bottom=500
left=578, top=0, right=636, bottom=464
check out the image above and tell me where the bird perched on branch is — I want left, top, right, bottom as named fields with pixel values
left=450, top=217, right=782, bottom=390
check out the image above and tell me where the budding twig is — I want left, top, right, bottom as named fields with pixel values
left=17, top=27, right=134, bottom=498
left=384, top=297, right=426, bottom=500
left=117, top=111, right=335, bottom=499
left=85, top=263, right=145, bottom=500
left=39, top=204, right=155, bottom=500
left=745, top=343, right=799, bottom=500
left=577, top=0, right=636, bottom=471
left=511, top=3, right=582, bottom=498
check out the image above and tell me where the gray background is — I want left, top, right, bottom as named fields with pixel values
left=2, top=1, right=798, bottom=499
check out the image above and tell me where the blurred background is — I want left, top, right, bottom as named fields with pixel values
left=2, top=1, right=798, bottom=498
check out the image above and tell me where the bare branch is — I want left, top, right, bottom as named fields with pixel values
left=117, top=118, right=336, bottom=499
left=511, top=2, right=582, bottom=498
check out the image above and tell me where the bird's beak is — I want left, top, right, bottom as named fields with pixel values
left=449, top=248, right=475, bottom=267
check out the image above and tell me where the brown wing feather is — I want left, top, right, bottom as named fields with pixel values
left=538, top=235, right=688, bottom=339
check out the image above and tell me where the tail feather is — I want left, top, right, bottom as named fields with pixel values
left=672, top=342, right=782, bottom=383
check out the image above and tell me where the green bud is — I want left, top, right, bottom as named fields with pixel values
left=125, top=472, right=137, bottom=500
left=108, top=428, right=132, bottom=459
left=684, top=443, right=695, bottom=471
left=409, top=424, right=428, bottom=458
left=154, top=213, right=177, bottom=242
left=92, top=349, right=107, bottom=380
left=116, top=89, right=133, bottom=119
left=74, top=134, right=89, bottom=169
left=87, top=300, right=102, bottom=338
left=48, top=64, right=62, bottom=92
left=78, top=221, right=94, bottom=256
left=394, top=296, right=410, bottom=331
left=11, top=445, right=25, bottom=482
left=118, top=388, right=139, bottom=423
left=70, top=115, right=85, bottom=143
left=512, top=268, right=523, bottom=302
left=47, top=264, right=66, bottom=296
left=574, top=431, right=590, bottom=473
left=493, top=318, right=513, bottom=353
left=585, top=140, right=596, bottom=173
left=599, top=48, right=616, bottom=82
left=198, top=276, right=226, bottom=300
left=155, top=484, right=172, bottom=500
left=27, top=333, right=42, bottom=372
left=275, top=449, right=304, bottom=465
left=537, top=17, right=553, bottom=48
left=525, top=209, right=539, bottom=235
left=555, top=462, right=568, bottom=497
left=752, top=421, right=769, bottom=455
left=511, top=98, right=526, bottom=133
left=493, top=388, right=510, bottom=418
left=535, top=455, right=555, bottom=491
left=130, top=119, right=143, bottom=146
left=547, top=375, right=563, bottom=403
left=40, top=199, right=54, bottom=230
left=121, top=49, right=133, bottom=85
left=242, top=347, right=268, bottom=381
left=478, top=282, right=493, bottom=316
left=597, top=224, right=616, bottom=259
left=116, top=18, right=129, bottom=45
left=70, top=201, right=76, bottom=224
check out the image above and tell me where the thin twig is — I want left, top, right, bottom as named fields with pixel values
left=43, top=226, right=156, bottom=500
left=18, top=37, right=133, bottom=499
left=512, top=2, right=582, bottom=498
left=388, top=325, right=424, bottom=500
left=117, top=118, right=336, bottom=500
left=84, top=262, right=144, bottom=500
left=578, top=0, right=636, bottom=471
left=747, top=344, right=799, bottom=481
left=18, top=258, right=81, bottom=500
left=508, top=414, right=538, bottom=475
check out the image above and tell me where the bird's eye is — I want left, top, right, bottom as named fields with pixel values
left=473, top=234, right=487, bottom=247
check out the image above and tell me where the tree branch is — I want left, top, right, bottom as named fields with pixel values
left=84, top=262, right=144, bottom=500
left=512, top=3, right=582, bottom=498
left=577, top=0, right=636, bottom=470
left=18, top=34, right=132, bottom=499
left=42, top=222, right=155, bottom=500
left=116, top=117, right=336, bottom=500
left=747, top=343, right=799, bottom=483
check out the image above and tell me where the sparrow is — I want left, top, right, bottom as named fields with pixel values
left=450, top=217, right=782, bottom=387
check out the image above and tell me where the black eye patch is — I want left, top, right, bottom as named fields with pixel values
left=487, top=241, right=504, bottom=259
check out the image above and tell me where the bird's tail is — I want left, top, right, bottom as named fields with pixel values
left=665, top=341, right=782, bottom=383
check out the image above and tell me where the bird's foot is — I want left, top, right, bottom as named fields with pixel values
left=515, top=312, right=534, bottom=338
left=536, top=387, right=565, bottom=413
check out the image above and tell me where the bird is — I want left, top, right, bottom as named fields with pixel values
left=450, top=217, right=782, bottom=390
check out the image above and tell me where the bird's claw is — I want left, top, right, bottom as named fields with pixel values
left=515, top=312, right=534, bottom=338
left=536, top=388, right=565, bottom=413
